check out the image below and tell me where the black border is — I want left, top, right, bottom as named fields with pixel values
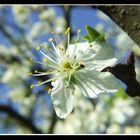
left=0, top=0, right=140, bottom=4
left=0, top=0, right=140, bottom=137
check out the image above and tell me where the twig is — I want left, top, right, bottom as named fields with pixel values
left=0, top=104, right=43, bottom=134
left=102, top=52, right=140, bottom=97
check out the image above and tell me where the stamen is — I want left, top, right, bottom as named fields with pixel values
left=33, top=78, right=54, bottom=87
left=30, top=84, right=35, bottom=89
left=39, top=50, right=58, bottom=65
left=66, top=73, right=71, bottom=87
left=48, top=88, right=52, bottom=94
left=50, top=42, right=63, bottom=62
left=65, top=27, right=70, bottom=54
left=43, top=58, right=48, bottom=63
left=58, top=46, right=64, bottom=51
left=51, top=31, right=55, bottom=34
left=35, top=70, right=38, bottom=73
left=32, top=73, right=50, bottom=76
left=75, top=28, right=81, bottom=43
left=48, top=38, right=53, bottom=42
left=32, top=71, right=57, bottom=76
left=33, top=59, right=57, bottom=69
left=38, top=81, right=42, bottom=84
left=51, top=31, right=62, bottom=49
left=36, top=46, right=41, bottom=50
left=65, top=27, right=70, bottom=35
left=34, top=60, right=47, bottom=66
left=28, top=72, right=33, bottom=77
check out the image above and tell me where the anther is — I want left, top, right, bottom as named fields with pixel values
left=38, top=81, right=42, bottom=84
left=58, top=46, right=64, bottom=51
left=35, top=70, right=38, bottom=73
left=36, top=46, right=40, bottom=50
left=51, top=31, right=55, bottom=34
left=65, top=27, right=70, bottom=35
left=30, top=84, right=35, bottom=89
left=43, top=58, right=48, bottom=63
left=28, top=72, right=33, bottom=77
left=48, top=38, right=53, bottom=42
left=48, top=88, right=52, bottom=94
left=77, top=29, right=81, bottom=33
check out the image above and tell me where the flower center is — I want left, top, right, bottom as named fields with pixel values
left=62, top=61, right=73, bottom=71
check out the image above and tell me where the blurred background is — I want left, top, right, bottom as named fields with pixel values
left=0, top=5, right=140, bottom=134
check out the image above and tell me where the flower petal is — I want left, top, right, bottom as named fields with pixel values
left=82, top=42, right=118, bottom=71
left=51, top=80, right=74, bottom=118
left=66, top=42, right=89, bottom=58
left=75, top=69, right=120, bottom=98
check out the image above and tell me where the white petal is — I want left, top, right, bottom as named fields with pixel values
left=82, top=42, right=118, bottom=71
left=66, top=42, right=89, bottom=58
left=51, top=80, right=74, bottom=118
left=75, top=69, right=120, bottom=98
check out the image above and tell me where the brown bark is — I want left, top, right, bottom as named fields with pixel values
left=97, top=6, right=140, bottom=47
left=93, top=6, right=140, bottom=97
left=102, top=52, right=140, bottom=97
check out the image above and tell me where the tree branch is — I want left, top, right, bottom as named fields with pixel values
left=90, top=6, right=140, bottom=97
left=96, top=6, right=140, bottom=47
left=102, top=52, right=140, bottom=97
left=0, top=104, right=43, bottom=134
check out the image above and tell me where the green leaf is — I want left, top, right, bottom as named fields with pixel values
left=85, top=25, right=100, bottom=41
left=94, top=34, right=105, bottom=42
left=83, top=35, right=91, bottom=42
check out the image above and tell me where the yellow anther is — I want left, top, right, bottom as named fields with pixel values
left=65, top=31, right=68, bottom=35
left=58, top=46, right=64, bottom=51
left=51, top=31, right=55, bottom=34
left=48, top=38, right=53, bottom=42
left=65, top=27, right=70, bottom=35
left=36, top=46, right=40, bottom=50
left=67, top=27, right=70, bottom=31
left=28, top=72, right=33, bottom=77
left=77, top=29, right=81, bottom=33
left=35, top=70, right=38, bottom=73
left=48, top=88, right=52, bottom=94
left=38, top=81, right=42, bottom=84
left=43, top=58, right=48, bottom=63
left=30, top=84, right=35, bottom=89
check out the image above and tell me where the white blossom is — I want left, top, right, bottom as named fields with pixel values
left=30, top=27, right=120, bottom=118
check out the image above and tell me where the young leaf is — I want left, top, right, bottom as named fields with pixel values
left=83, top=35, right=91, bottom=42
left=85, top=25, right=100, bottom=41
left=94, top=34, right=105, bottom=42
